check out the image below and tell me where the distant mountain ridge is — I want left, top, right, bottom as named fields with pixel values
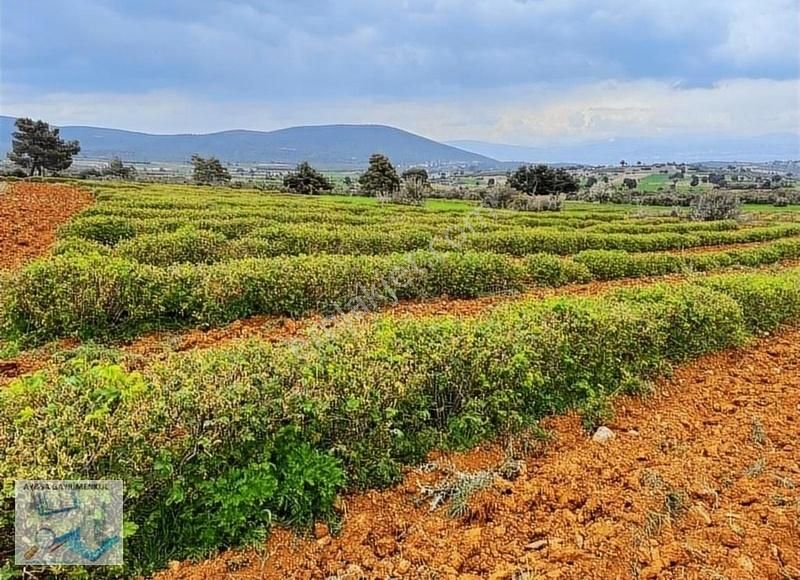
left=2, top=116, right=797, bottom=168
left=447, top=135, right=800, bottom=165
left=0, top=116, right=497, bottom=169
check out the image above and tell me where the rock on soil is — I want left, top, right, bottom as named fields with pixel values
left=591, top=426, right=615, bottom=443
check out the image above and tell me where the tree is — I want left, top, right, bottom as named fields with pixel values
left=690, top=175, right=700, bottom=187
left=191, top=154, right=231, bottom=185
left=283, top=161, right=333, bottom=195
left=584, top=176, right=598, bottom=189
left=691, top=192, right=741, bottom=221
left=393, top=176, right=427, bottom=205
left=102, top=156, right=137, bottom=180
left=7, top=117, right=81, bottom=176
left=358, top=153, right=400, bottom=197
left=507, top=164, right=578, bottom=196
left=622, top=178, right=637, bottom=190
left=401, top=167, right=429, bottom=186
left=391, top=167, right=431, bottom=205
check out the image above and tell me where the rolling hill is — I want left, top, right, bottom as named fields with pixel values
left=0, top=116, right=497, bottom=169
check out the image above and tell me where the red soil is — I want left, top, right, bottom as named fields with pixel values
left=4, top=260, right=799, bottom=386
left=0, top=181, right=93, bottom=270
left=158, top=328, right=800, bottom=579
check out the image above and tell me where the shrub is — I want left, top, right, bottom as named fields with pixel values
left=6, top=236, right=800, bottom=342
left=691, top=191, right=741, bottom=221
left=3, top=268, right=799, bottom=573
left=389, top=175, right=427, bottom=206
left=523, top=253, right=591, bottom=286
left=507, top=194, right=565, bottom=212
left=115, top=227, right=227, bottom=266
left=60, top=214, right=137, bottom=244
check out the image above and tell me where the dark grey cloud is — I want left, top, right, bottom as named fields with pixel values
left=2, top=0, right=798, bottom=101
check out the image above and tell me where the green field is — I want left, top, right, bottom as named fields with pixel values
left=3, top=181, right=800, bottom=575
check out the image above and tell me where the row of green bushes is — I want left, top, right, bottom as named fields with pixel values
left=58, top=216, right=800, bottom=261
left=464, top=224, right=800, bottom=256
left=108, top=223, right=766, bottom=266
left=59, top=210, right=660, bottom=248
left=81, top=202, right=628, bottom=229
left=584, top=219, right=740, bottom=235
left=3, top=267, right=800, bottom=574
left=5, top=238, right=800, bottom=341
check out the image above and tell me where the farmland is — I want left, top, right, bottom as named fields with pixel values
left=1, top=181, right=800, bottom=577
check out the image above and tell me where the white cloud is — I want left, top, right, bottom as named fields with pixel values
left=712, top=0, right=800, bottom=65
left=2, top=78, right=798, bottom=145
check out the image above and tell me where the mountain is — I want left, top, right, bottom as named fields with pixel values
left=447, top=135, right=800, bottom=165
left=0, top=116, right=497, bottom=169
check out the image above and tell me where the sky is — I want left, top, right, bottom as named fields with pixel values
left=1, top=0, right=799, bottom=146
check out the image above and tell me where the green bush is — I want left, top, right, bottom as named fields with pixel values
left=60, top=215, right=136, bottom=245
left=5, top=237, right=800, bottom=342
left=3, top=268, right=800, bottom=574
left=523, top=253, right=591, bottom=286
left=115, top=227, right=227, bottom=266
left=52, top=237, right=112, bottom=257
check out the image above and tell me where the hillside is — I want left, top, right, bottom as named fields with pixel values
left=0, top=116, right=497, bottom=169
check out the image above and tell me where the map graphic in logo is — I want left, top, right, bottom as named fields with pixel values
left=15, top=480, right=123, bottom=566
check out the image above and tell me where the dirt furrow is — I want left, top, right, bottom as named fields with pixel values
left=3, top=260, right=800, bottom=386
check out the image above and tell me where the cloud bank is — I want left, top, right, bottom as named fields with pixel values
left=1, top=0, right=798, bottom=144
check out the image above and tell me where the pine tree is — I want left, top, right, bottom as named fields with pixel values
left=191, top=154, right=231, bottom=185
left=358, top=154, right=401, bottom=197
left=283, top=162, right=333, bottom=195
left=7, top=118, right=81, bottom=176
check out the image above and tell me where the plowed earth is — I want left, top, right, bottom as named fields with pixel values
left=0, top=181, right=93, bottom=270
left=158, top=328, right=800, bottom=580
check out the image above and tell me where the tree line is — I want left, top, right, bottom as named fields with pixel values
left=5, top=116, right=580, bottom=211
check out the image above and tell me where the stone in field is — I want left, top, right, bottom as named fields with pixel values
left=592, top=426, right=615, bottom=443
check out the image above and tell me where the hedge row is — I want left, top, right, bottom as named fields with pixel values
left=58, top=217, right=800, bottom=262
left=79, top=204, right=620, bottom=230
left=573, top=238, right=800, bottom=280
left=3, top=268, right=800, bottom=573
left=5, top=239, right=800, bottom=341
left=584, top=219, right=740, bottom=235
left=464, top=224, right=800, bottom=256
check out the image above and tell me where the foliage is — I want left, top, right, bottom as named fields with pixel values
left=102, top=156, right=137, bottom=180
left=6, top=117, right=81, bottom=176
left=480, top=186, right=564, bottom=212
left=622, top=178, right=638, bottom=190
left=507, top=164, right=578, bottom=196
left=3, top=268, right=800, bottom=573
left=282, top=162, right=333, bottom=195
left=691, top=191, right=741, bottom=221
left=391, top=175, right=427, bottom=205
left=358, top=153, right=401, bottom=197
left=191, top=154, right=231, bottom=185
left=6, top=236, right=800, bottom=343
left=507, top=193, right=564, bottom=212
left=401, top=167, right=430, bottom=185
